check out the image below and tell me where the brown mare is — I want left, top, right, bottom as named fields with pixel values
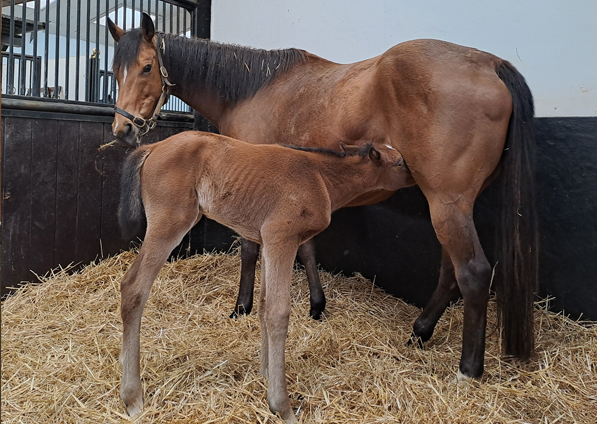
left=109, top=12, right=537, bottom=397
left=117, top=132, right=411, bottom=421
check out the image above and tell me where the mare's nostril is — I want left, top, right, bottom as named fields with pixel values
left=124, top=123, right=133, bottom=135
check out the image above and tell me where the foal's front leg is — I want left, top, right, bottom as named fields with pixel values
left=260, top=239, right=298, bottom=424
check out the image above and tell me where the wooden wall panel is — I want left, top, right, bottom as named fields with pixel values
left=54, top=120, right=81, bottom=268
left=1, top=117, right=33, bottom=291
left=29, top=119, right=58, bottom=278
left=1, top=113, right=193, bottom=296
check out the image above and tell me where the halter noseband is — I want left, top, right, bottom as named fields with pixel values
left=114, top=35, right=175, bottom=137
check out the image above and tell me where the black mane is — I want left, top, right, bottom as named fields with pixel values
left=113, top=30, right=307, bottom=103
left=282, top=143, right=373, bottom=158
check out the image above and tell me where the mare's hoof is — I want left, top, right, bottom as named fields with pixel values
left=406, top=333, right=425, bottom=349
left=229, top=306, right=251, bottom=319
left=309, top=308, right=324, bottom=321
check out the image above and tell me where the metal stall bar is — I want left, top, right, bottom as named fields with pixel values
left=65, top=0, right=72, bottom=99
left=111, top=0, right=118, bottom=103
left=19, top=0, right=27, bottom=95
left=43, top=0, right=50, bottom=96
left=7, top=0, right=15, bottom=95
left=33, top=0, right=40, bottom=97
left=132, top=0, right=136, bottom=27
left=103, top=0, right=110, bottom=103
left=75, top=0, right=81, bottom=100
left=54, top=0, right=61, bottom=98
left=123, top=0, right=127, bottom=31
left=95, top=0, right=100, bottom=101
left=85, top=0, right=90, bottom=100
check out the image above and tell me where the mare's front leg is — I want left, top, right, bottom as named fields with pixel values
left=120, top=213, right=200, bottom=416
left=231, top=238, right=260, bottom=318
left=260, top=236, right=299, bottom=424
left=297, top=239, right=326, bottom=319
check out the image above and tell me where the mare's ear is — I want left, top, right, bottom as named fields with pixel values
left=107, top=18, right=125, bottom=43
left=141, top=12, right=155, bottom=42
left=368, top=145, right=382, bottom=164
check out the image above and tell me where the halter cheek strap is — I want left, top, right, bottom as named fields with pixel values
left=114, top=34, right=175, bottom=137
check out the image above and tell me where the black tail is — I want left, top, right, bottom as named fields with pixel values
left=119, top=147, right=151, bottom=241
left=494, top=60, right=539, bottom=360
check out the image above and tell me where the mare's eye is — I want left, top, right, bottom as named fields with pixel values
left=143, top=64, right=152, bottom=74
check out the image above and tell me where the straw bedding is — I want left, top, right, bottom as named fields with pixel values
left=2, top=246, right=596, bottom=423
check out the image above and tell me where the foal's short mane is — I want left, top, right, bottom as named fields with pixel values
left=113, top=29, right=307, bottom=102
left=282, top=143, right=373, bottom=158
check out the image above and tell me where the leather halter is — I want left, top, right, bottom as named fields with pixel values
left=114, top=35, right=175, bottom=137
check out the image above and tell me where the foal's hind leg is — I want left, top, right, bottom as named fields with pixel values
left=231, top=238, right=260, bottom=318
left=409, top=247, right=461, bottom=347
left=120, top=211, right=200, bottom=416
left=427, top=197, right=491, bottom=379
left=297, top=240, right=326, bottom=320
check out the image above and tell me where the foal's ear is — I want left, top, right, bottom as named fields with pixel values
left=107, top=18, right=125, bottom=43
left=339, top=142, right=362, bottom=155
left=368, top=145, right=382, bottom=164
left=141, top=12, right=155, bottom=42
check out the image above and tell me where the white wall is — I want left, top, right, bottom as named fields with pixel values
left=212, top=0, right=596, bottom=117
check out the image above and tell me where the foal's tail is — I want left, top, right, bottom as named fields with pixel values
left=119, top=147, right=152, bottom=240
left=494, top=60, right=539, bottom=361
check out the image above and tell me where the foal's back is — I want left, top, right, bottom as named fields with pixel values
left=140, top=132, right=334, bottom=243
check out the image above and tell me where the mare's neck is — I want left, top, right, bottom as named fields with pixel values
left=161, top=34, right=307, bottom=128
left=317, top=156, right=380, bottom=211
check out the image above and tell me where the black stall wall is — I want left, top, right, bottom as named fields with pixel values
left=192, top=117, right=597, bottom=320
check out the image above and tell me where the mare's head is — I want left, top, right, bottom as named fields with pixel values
left=108, top=14, right=163, bottom=146
left=340, top=142, right=413, bottom=191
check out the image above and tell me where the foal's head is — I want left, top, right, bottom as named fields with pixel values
left=108, top=14, right=163, bottom=146
left=340, top=142, right=413, bottom=190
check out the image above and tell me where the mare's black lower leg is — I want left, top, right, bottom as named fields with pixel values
left=297, top=239, right=326, bottom=320
left=409, top=247, right=461, bottom=347
left=231, top=238, right=260, bottom=318
left=429, top=201, right=491, bottom=379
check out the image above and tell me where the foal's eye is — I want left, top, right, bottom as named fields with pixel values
left=142, top=64, right=152, bottom=74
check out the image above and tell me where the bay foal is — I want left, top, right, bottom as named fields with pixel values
left=117, top=131, right=412, bottom=422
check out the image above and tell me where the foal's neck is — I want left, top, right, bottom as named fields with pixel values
left=162, top=34, right=306, bottom=127
left=316, top=156, right=381, bottom=211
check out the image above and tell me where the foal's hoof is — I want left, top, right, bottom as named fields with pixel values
left=406, top=333, right=425, bottom=349
left=126, top=402, right=143, bottom=418
left=121, top=384, right=143, bottom=417
left=122, top=393, right=143, bottom=418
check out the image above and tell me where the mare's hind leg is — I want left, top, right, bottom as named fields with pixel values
left=296, top=240, right=326, bottom=319
left=231, top=238, right=260, bottom=318
left=427, top=197, right=491, bottom=379
left=409, top=247, right=461, bottom=347
left=120, top=211, right=200, bottom=416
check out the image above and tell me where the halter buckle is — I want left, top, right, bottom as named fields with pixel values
left=132, top=116, right=147, bottom=128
